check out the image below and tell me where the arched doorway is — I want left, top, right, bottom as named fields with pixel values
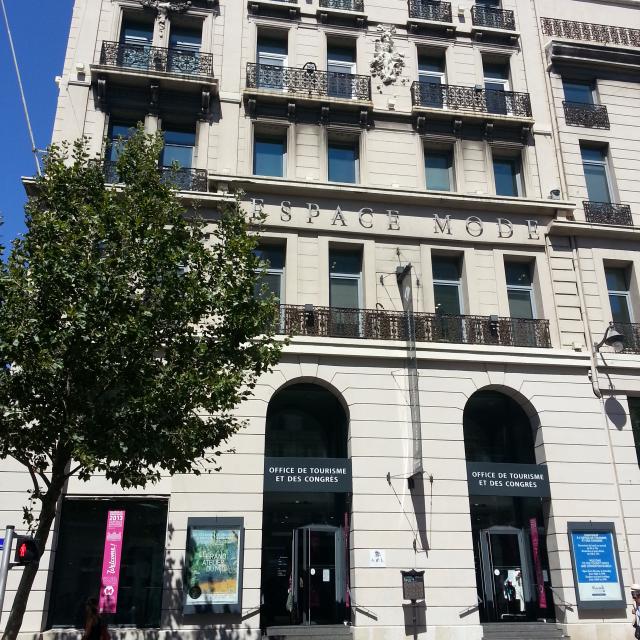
left=464, top=390, right=554, bottom=623
left=260, top=383, right=351, bottom=630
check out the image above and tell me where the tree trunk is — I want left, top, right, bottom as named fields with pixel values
left=2, top=454, right=69, bottom=640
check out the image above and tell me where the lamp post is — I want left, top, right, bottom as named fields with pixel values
left=594, top=321, right=626, bottom=354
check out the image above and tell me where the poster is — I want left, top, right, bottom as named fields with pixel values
left=98, top=510, right=126, bottom=614
left=184, top=518, right=244, bottom=614
left=568, top=522, right=625, bottom=609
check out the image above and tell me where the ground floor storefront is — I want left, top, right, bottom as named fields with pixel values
left=1, top=350, right=637, bottom=640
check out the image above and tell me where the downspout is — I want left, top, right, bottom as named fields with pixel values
left=570, top=234, right=636, bottom=582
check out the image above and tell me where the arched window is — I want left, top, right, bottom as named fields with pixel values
left=463, top=390, right=535, bottom=464
left=265, top=383, right=348, bottom=458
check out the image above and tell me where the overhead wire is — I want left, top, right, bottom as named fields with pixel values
left=0, top=0, right=42, bottom=175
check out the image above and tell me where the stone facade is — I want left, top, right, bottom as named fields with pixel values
left=1, top=1, right=640, bottom=639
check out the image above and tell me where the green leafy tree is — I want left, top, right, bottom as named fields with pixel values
left=0, top=129, right=281, bottom=640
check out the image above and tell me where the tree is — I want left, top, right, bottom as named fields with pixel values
left=0, top=129, right=281, bottom=640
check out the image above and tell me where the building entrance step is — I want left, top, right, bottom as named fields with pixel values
left=482, top=622, right=568, bottom=640
left=266, top=624, right=353, bottom=640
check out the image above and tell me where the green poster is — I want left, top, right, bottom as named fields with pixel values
left=186, top=527, right=241, bottom=605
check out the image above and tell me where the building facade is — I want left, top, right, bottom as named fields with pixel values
left=1, top=0, right=640, bottom=639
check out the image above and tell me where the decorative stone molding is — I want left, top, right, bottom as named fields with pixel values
left=370, top=25, right=406, bottom=92
left=139, top=1, right=192, bottom=35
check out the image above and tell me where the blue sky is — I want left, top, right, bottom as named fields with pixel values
left=0, top=0, right=73, bottom=249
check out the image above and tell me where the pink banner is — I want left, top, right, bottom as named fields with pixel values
left=99, top=510, right=126, bottom=614
left=529, top=517, right=547, bottom=609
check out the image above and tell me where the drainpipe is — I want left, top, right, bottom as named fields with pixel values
left=570, top=235, right=635, bottom=583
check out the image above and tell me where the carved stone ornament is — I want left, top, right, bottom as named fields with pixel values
left=370, top=25, right=406, bottom=91
left=139, top=1, right=192, bottom=35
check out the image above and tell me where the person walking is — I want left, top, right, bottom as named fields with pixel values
left=82, top=598, right=109, bottom=640
left=631, top=584, right=640, bottom=639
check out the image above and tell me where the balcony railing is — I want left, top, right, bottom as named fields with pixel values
left=104, top=161, right=208, bottom=192
left=99, top=41, right=214, bottom=77
left=246, top=62, right=372, bottom=101
left=408, top=0, right=453, bottom=23
left=277, top=305, right=551, bottom=348
left=583, top=201, right=633, bottom=226
left=616, top=323, right=640, bottom=354
left=471, top=5, right=516, bottom=31
left=411, top=81, right=532, bottom=118
left=541, top=17, right=640, bottom=47
left=319, top=0, right=364, bottom=11
left=563, top=102, right=610, bottom=129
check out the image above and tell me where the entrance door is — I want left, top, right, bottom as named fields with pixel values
left=479, top=526, right=533, bottom=622
left=291, top=525, right=346, bottom=625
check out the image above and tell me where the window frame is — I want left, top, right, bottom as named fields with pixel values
left=491, top=151, right=524, bottom=197
left=482, top=60, right=511, bottom=92
left=160, top=125, right=196, bottom=169
left=432, top=254, right=464, bottom=315
left=329, top=247, right=363, bottom=310
left=562, top=79, right=596, bottom=105
left=424, top=146, right=454, bottom=192
left=253, top=130, right=287, bottom=178
left=327, top=137, right=359, bottom=184
left=254, top=243, right=286, bottom=305
left=504, top=261, right=537, bottom=319
left=581, top=144, right=614, bottom=204
left=605, top=265, right=634, bottom=324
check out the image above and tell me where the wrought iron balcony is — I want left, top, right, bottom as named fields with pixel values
left=615, top=323, right=640, bottom=354
left=411, top=81, right=532, bottom=118
left=246, top=62, right=372, bottom=101
left=103, top=161, right=208, bottom=192
left=541, top=17, right=640, bottom=47
left=99, top=41, right=214, bottom=77
left=277, top=305, right=551, bottom=348
left=563, top=102, right=610, bottom=129
left=408, top=0, right=453, bottom=23
left=471, top=5, right=516, bottom=31
left=583, top=201, right=633, bottom=226
left=319, top=0, right=364, bottom=11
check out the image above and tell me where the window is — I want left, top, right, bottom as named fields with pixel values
left=493, top=154, right=523, bottom=197
left=605, top=266, right=633, bottom=324
left=630, top=397, right=640, bottom=466
left=329, top=247, right=362, bottom=337
left=328, top=140, right=358, bottom=184
left=425, top=148, right=453, bottom=191
left=161, top=127, right=195, bottom=168
left=119, top=17, right=153, bottom=69
left=418, top=54, right=446, bottom=108
left=168, top=24, right=202, bottom=74
left=483, top=61, right=510, bottom=115
left=254, top=244, right=285, bottom=303
left=257, top=34, right=288, bottom=90
left=476, top=0, right=500, bottom=6
left=254, top=132, right=286, bottom=177
left=48, top=499, right=168, bottom=628
left=327, top=44, right=356, bottom=99
left=563, top=80, right=594, bottom=105
left=108, top=121, right=136, bottom=162
left=432, top=255, right=463, bottom=315
left=505, top=262, right=535, bottom=319
left=581, top=145, right=612, bottom=203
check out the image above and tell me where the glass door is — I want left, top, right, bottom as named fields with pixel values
left=291, top=525, right=346, bottom=625
left=479, top=526, right=533, bottom=622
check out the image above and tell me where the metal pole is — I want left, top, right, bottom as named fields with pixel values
left=411, top=599, right=417, bottom=640
left=0, top=525, right=16, bottom=624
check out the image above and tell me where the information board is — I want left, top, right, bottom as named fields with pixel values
left=568, top=521, right=625, bottom=610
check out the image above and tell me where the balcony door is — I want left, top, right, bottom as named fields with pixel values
left=329, top=248, right=362, bottom=337
left=581, top=146, right=612, bottom=204
left=119, top=17, right=153, bottom=69
left=418, top=55, right=446, bottom=108
left=484, top=61, right=510, bottom=115
left=168, top=25, right=202, bottom=74
left=432, top=255, right=465, bottom=342
left=327, top=45, right=356, bottom=99
left=257, top=36, right=288, bottom=91
left=161, top=127, right=195, bottom=169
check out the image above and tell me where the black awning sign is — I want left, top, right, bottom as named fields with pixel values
left=467, top=462, right=551, bottom=497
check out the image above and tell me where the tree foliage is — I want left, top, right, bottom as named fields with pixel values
left=0, top=128, right=281, bottom=639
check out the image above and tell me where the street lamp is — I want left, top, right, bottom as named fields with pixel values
left=594, top=321, right=626, bottom=354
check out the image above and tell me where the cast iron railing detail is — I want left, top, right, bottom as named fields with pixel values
left=615, top=323, right=640, bottom=354
left=541, top=17, right=640, bottom=47
left=583, top=201, right=633, bottom=226
left=471, top=5, right=516, bottom=31
left=408, top=0, right=453, bottom=23
left=99, top=41, right=214, bottom=77
left=411, top=81, right=532, bottom=118
left=320, top=0, right=364, bottom=11
left=246, top=62, right=372, bottom=101
left=563, top=102, right=610, bottom=129
left=104, top=161, right=208, bottom=192
left=277, top=305, right=551, bottom=348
